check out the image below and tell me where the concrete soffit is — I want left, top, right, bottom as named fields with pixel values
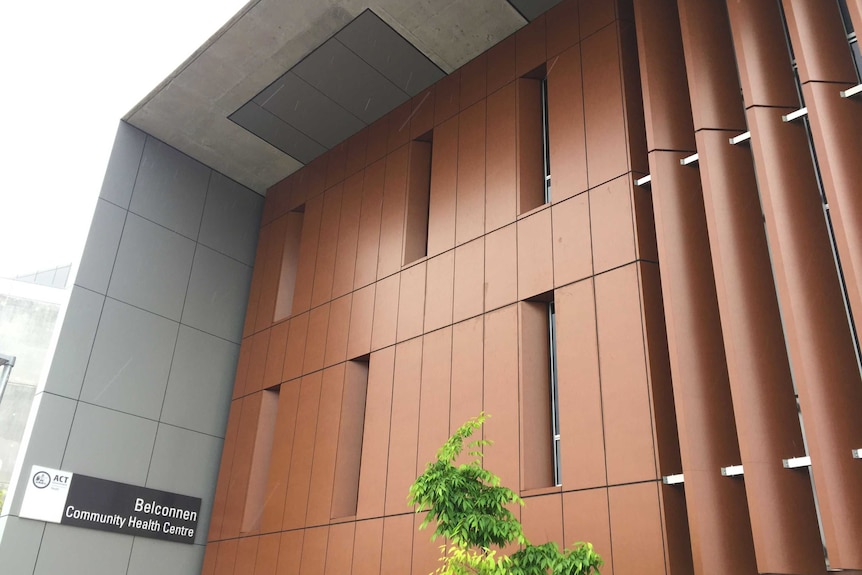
left=124, top=0, right=530, bottom=195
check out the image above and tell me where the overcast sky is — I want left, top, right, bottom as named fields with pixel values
left=0, top=0, right=248, bottom=279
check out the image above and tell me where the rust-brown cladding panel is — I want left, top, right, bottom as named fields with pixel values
left=547, top=43, right=588, bottom=201
left=427, top=115, right=458, bottom=256
left=196, top=0, right=862, bottom=572
left=310, top=184, right=343, bottom=307
left=555, top=279, right=607, bottom=490
left=305, top=365, right=346, bottom=526
left=727, top=0, right=862, bottom=568
left=260, top=380, right=300, bottom=533
left=384, top=337, right=423, bottom=515
left=253, top=533, right=280, bottom=574
left=281, top=372, right=322, bottom=530
left=455, top=100, right=487, bottom=244
left=486, top=82, right=517, bottom=231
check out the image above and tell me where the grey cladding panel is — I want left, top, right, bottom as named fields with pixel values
left=336, top=11, right=445, bottom=96
left=161, top=325, right=239, bottom=437
left=232, top=102, right=326, bottom=163
left=34, top=523, right=132, bottom=575
left=107, top=213, right=196, bottom=321
left=256, top=72, right=365, bottom=149
left=127, top=538, right=205, bottom=575
left=75, top=199, right=126, bottom=295
left=62, top=402, right=158, bottom=485
left=293, top=38, right=409, bottom=124
left=130, top=137, right=210, bottom=240
left=506, top=0, right=561, bottom=20
left=79, top=298, right=179, bottom=420
left=198, top=172, right=263, bottom=266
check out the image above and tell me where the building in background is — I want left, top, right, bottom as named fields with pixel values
left=0, top=270, right=70, bottom=509
left=2, top=1, right=862, bottom=574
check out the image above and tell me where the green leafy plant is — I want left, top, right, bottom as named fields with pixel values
left=409, top=413, right=602, bottom=575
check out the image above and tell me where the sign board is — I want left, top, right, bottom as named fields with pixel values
left=19, top=465, right=201, bottom=544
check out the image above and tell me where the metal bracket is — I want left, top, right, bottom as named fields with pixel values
left=782, top=456, right=812, bottom=468
left=662, top=474, right=684, bottom=485
left=729, top=131, right=751, bottom=145
left=720, top=465, right=744, bottom=477
left=852, top=448, right=861, bottom=459
left=680, top=153, right=699, bottom=166
left=781, top=107, right=808, bottom=122
left=840, top=84, right=862, bottom=98
left=635, top=174, right=652, bottom=187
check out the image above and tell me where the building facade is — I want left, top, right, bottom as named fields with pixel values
left=2, top=0, right=862, bottom=574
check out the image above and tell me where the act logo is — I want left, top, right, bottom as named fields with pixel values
left=32, top=471, right=51, bottom=489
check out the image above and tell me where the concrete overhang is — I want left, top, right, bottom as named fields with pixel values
left=125, top=0, right=562, bottom=195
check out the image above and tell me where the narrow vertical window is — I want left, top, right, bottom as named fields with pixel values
left=331, top=357, right=370, bottom=518
left=519, top=297, right=557, bottom=490
left=403, top=136, right=433, bottom=265
left=541, top=77, right=552, bottom=204
left=517, top=65, right=550, bottom=214
left=242, top=386, right=280, bottom=533
left=548, top=301, right=561, bottom=486
left=274, top=209, right=305, bottom=320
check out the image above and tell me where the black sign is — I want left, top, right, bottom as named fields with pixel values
left=60, top=474, right=201, bottom=544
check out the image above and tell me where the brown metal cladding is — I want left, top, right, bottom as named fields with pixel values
left=281, top=373, right=322, bottom=530
left=355, top=347, right=395, bottom=520
left=380, top=514, right=414, bottom=575
left=516, top=207, right=554, bottom=300
left=324, top=522, right=355, bottom=575
left=594, top=264, right=660, bottom=485
left=423, top=250, right=454, bottom=332
left=727, top=1, right=862, bottom=568
left=449, top=316, right=484, bottom=436
left=518, top=301, right=555, bottom=491
left=547, top=43, right=588, bottom=202
left=484, top=224, right=518, bottom=312
left=289, top=192, right=323, bottom=316
left=416, top=327, right=452, bottom=474
left=275, top=529, right=303, bottom=575
left=352, top=159, right=384, bottom=289
left=696, top=131, right=824, bottom=572
left=646, top=150, right=756, bottom=575
left=670, top=0, right=826, bottom=571
left=305, top=365, right=346, bottom=526
left=608, top=483, right=668, bottom=575
left=427, top=116, right=458, bottom=256
left=383, top=338, right=423, bottom=515
left=330, top=360, right=369, bottom=519
left=783, top=0, right=862, bottom=354
left=802, top=82, right=862, bottom=330
left=552, top=194, right=592, bottom=286
left=260, top=380, right=300, bottom=533
left=310, top=185, right=343, bottom=307
left=298, top=526, right=328, bottom=575
left=555, top=279, right=607, bottom=490
left=351, top=519, right=383, bottom=574
left=395, top=261, right=426, bottom=342
left=455, top=101, right=486, bottom=244
left=198, top=1, right=862, bottom=573
left=562, top=489, right=613, bottom=575
left=254, top=534, right=280, bottom=574
left=484, top=305, right=521, bottom=492
left=234, top=536, right=258, bottom=573
left=486, top=82, right=517, bottom=231
left=377, top=146, right=409, bottom=279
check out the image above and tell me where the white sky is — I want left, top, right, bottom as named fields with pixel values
left=0, top=0, right=249, bottom=279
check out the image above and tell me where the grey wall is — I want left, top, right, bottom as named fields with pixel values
left=0, top=122, right=263, bottom=575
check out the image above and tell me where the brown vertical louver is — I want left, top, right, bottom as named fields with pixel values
left=633, top=0, right=757, bottom=572
left=726, top=0, right=862, bottom=569
left=672, top=0, right=827, bottom=572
